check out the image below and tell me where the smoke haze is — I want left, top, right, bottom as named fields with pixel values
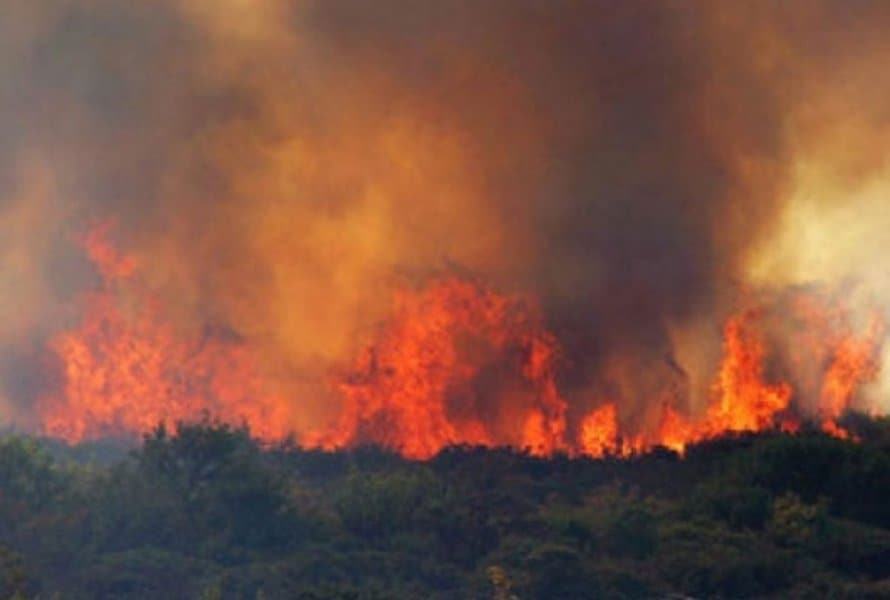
left=3, top=1, right=890, bottom=440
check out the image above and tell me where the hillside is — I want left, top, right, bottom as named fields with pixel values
left=1, top=418, right=890, bottom=599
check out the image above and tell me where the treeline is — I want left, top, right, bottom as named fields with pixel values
left=1, top=417, right=890, bottom=599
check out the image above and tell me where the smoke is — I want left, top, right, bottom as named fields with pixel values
left=2, top=1, right=890, bottom=432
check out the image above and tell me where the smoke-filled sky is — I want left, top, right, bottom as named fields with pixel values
left=3, top=1, right=890, bottom=432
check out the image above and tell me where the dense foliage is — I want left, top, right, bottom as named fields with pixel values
left=1, top=417, right=890, bottom=599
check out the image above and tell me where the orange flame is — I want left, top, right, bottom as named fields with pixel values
left=705, top=312, right=793, bottom=434
left=655, top=312, right=791, bottom=452
left=819, top=315, right=884, bottom=436
left=307, top=278, right=568, bottom=459
left=657, top=405, right=699, bottom=454
left=38, top=223, right=292, bottom=442
left=578, top=403, right=619, bottom=457
left=35, top=225, right=887, bottom=458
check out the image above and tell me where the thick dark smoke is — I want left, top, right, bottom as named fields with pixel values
left=2, top=1, right=890, bottom=429
left=299, top=2, right=796, bottom=423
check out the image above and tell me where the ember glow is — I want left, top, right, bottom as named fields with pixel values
left=4, top=2, right=890, bottom=458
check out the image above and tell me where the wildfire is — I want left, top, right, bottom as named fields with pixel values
left=34, top=225, right=887, bottom=458
left=38, top=223, right=293, bottom=442
left=578, top=403, right=619, bottom=457
left=655, top=311, right=793, bottom=453
left=705, top=312, right=793, bottom=434
left=307, top=278, right=568, bottom=459
left=819, top=315, right=884, bottom=436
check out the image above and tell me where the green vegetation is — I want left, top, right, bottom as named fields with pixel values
left=1, top=418, right=890, bottom=599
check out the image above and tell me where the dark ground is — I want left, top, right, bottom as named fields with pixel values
left=1, top=415, right=890, bottom=599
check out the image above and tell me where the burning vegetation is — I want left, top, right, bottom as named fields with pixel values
left=32, top=224, right=886, bottom=458
left=2, top=1, right=890, bottom=462
left=4, top=2, right=890, bottom=598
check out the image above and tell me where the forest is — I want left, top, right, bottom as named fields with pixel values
left=1, top=417, right=890, bottom=599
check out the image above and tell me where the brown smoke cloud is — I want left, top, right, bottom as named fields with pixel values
left=2, top=1, right=890, bottom=431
